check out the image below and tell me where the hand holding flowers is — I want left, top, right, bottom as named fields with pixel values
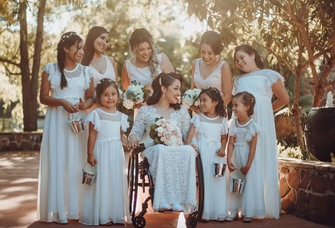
left=149, top=117, right=183, bottom=147
left=122, top=81, right=150, bottom=110
left=182, top=88, right=201, bottom=111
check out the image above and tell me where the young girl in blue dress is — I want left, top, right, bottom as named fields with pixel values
left=80, top=78, right=131, bottom=225
left=186, top=87, right=229, bottom=221
left=226, top=92, right=265, bottom=222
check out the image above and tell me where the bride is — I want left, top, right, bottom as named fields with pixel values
left=128, top=72, right=198, bottom=213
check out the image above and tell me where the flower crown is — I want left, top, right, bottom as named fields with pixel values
left=97, top=78, right=115, bottom=85
left=60, top=32, right=78, bottom=42
left=202, top=87, right=222, bottom=95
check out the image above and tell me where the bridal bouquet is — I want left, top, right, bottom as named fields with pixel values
left=182, top=88, right=201, bottom=110
left=149, top=117, right=183, bottom=147
left=122, top=81, right=150, bottom=110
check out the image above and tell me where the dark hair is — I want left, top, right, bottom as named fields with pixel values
left=57, top=31, right=83, bottom=89
left=129, top=28, right=160, bottom=78
left=200, top=31, right=224, bottom=55
left=233, top=91, right=256, bottom=117
left=233, top=44, right=265, bottom=75
left=199, top=87, right=227, bottom=117
left=95, top=78, right=120, bottom=103
left=82, top=26, right=108, bottom=66
left=147, top=72, right=183, bottom=110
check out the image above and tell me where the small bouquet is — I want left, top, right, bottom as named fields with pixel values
left=122, top=81, right=150, bottom=110
left=182, top=88, right=201, bottom=110
left=149, top=117, right=183, bottom=146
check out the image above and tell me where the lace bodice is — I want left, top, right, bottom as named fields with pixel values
left=86, top=108, right=129, bottom=141
left=229, top=118, right=262, bottom=144
left=43, top=62, right=93, bottom=104
left=129, top=105, right=191, bottom=147
left=190, top=114, right=228, bottom=144
left=232, top=69, right=284, bottom=101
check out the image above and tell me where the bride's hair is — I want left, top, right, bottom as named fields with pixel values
left=128, top=28, right=161, bottom=78
left=147, top=72, right=183, bottom=110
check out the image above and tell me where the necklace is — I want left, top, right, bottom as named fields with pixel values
left=91, top=56, right=105, bottom=74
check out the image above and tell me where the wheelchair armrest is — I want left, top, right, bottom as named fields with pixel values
left=132, top=143, right=145, bottom=155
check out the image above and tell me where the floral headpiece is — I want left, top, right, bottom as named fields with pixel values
left=202, top=87, right=222, bottom=95
left=97, top=78, right=115, bottom=85
left=60, top=32, right=78, bottom=42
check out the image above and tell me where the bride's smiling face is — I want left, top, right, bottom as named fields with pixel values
left=163, top=79, right=181, bottom=104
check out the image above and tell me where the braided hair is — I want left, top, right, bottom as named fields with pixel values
left=57, top=32, right=83, bottom=89
left=199, top=87, right=227, bottom=117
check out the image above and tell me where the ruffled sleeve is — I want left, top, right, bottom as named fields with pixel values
left=245, top=120, right=262, bottom=142
left=190, top=115, right=202, bottom=133
left=83, top=65, right=94, bottom=90
left=228, top=118, right=237, bottom=137
left=43, top=63, right=57, bottom=89
left=266, top=70, right=284, bottom=87
left=121, top=113, right=130, bottom=132
left=85, top=110, right=101, bottom=132
left=221, top=117, right=229, bottom=135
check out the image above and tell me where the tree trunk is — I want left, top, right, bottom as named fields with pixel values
left=30, top=0, right=47, bottom=131
left=19, top=0, right=35, bottom=131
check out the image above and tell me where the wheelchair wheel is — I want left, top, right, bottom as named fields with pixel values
left=128, top=151, right=139, bottom=219
left=186, top=214, right=197, bottom=228
left=133, top=215, right=146, bottom=228
left=195, top=155, right=204, bottom=221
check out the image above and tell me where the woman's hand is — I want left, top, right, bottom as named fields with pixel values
left=74, top=98, right=87, bottom=111
left=190, top=143, right=198, bottom=152
left=87, top=154, right=97, bottom=166
left=128, top=135, right=139, bottom=149
left=228, top=161, right=236, bottom=173
left=216, top=148, right=226, bottom=157
left=240, top=165, right=250, bottom=177
left=61, top=99, right=78, bottom=113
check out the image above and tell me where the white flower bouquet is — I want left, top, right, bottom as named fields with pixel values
left=122, top=81, right=150, bottom=110
left=182, top=88, right=201, bottom=111
left=149, top=117, right=183, bottom=147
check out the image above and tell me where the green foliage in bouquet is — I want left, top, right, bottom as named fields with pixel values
left=149, top=117, right=163, bottom=145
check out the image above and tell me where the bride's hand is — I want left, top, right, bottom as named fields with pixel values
left=128, top=135, right=139, bottom=149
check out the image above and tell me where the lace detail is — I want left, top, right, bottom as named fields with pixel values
left=245, top=120, right=262, bottom=142
left=129, top=105, right=197, bottom=213
left=265, top=70, right=285, bottom=87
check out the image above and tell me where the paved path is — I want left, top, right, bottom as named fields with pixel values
left=0, top=151, right=331, bottom=228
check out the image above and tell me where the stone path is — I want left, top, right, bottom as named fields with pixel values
left=0, top=151, right=331, bottom=228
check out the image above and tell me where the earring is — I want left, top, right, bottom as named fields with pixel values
left=163, top=93, right=165, bottom=97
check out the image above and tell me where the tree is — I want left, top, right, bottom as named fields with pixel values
left=186, top=0, right=335, bottom=158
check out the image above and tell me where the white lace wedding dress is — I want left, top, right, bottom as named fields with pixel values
left=129, top=105, right=197, bottom=214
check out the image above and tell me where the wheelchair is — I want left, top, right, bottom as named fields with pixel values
left=128, top=144, right=204, bottom=228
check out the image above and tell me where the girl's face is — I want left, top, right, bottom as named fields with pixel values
left=200, top=43, right=217, bottom=66
left=232, top=97, right=249, bottom=118
left=100, top=85, right=118, bottom=110
left=135, top=42, right=152, bottom=63
left=199, top=93, right=217, bottom=114
left=235, top=50, right=256, bottom=73
left=65, top=40, right=84, bottom=63
left=94, top=32, right=109, bottom=54
left=163, top=79, right=181, bottom=104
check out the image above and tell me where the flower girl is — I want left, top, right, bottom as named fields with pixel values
left=186, top=87, right=229, bottom=221
left=226, top=92, right=265, bottom=222
left=80, top=78, right=131, bottom=225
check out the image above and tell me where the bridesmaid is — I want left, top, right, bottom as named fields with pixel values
left=121, top=28, right=174, bottom=91
left=82, top=26, right=117, bottom=110
left=37, top=32, right=94, bottom=224
left=191, top=31, right=232, bottom=106
left=231, top=44, right=289, bottom=219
